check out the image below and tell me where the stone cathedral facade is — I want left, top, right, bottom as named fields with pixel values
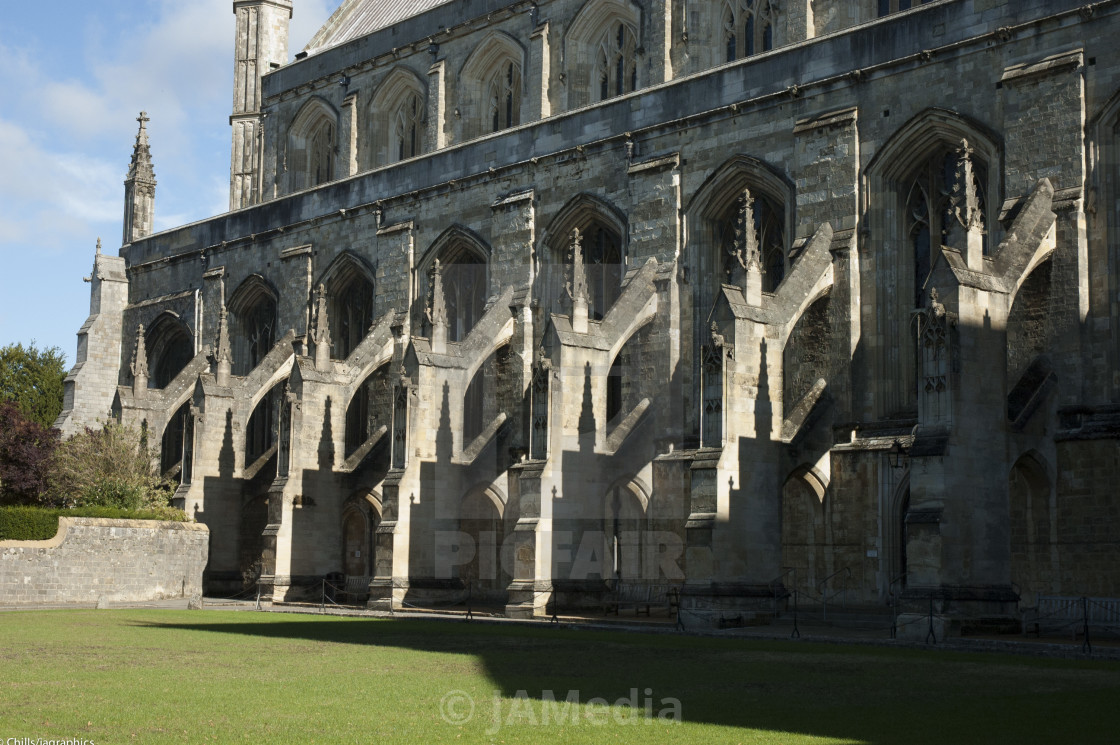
left=58, top=0, right=1120, bottom=620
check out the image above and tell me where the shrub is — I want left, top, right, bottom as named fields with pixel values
left=0, top=505, right=189, bottom=541
left=0, top=402, right=59, bottom=506
left=47, top=421, right=173, bottom=510
left=0, top=506, right=62, bottom=540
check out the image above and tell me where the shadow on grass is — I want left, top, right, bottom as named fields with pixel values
left=130, top=614, right=1120, bottom=744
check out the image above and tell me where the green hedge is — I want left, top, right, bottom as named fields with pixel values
left=0, top=506, right=189, bottom=541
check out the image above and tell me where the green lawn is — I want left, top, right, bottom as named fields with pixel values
left=0, top=610, right=1117, bottom=744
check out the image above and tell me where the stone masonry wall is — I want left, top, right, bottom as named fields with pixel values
left=0, top=518, right=209, bottom=605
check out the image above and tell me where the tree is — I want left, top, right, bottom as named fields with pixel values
left=0, top=402, right=59, bottom=505
left=48, top=421, right=173, bottom=510
left=0, top=342, right=67, bottom=429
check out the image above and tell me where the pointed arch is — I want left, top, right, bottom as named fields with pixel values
left=417, top=225, right=492, bottom=343
left=781, top=464, right=831, bottom=596
left=316, top=251, right=377, bottom=360
left=863, top=108, right=1003, bottom=418
left=344, top=361, right=394, bottom=458
left=287, top=96, right=338, bottom=192
left=459, top=483, right=509, bottom=595
left=369, top=66, right=427, bottom=167
left=686, top=154, right=795, bottom=298
left=537, top=192, right=629, bottom=324
left=564, top=0, right=642, bottom=108
left=1008, top=450, right=1055, bottom=604
left=718, top=0, right=779, bottom=63
left=884, top=470, right=911, bottom=595
left=460, top=31, right=526, bottom=139
left=146, top=311, right=194, bottom=390
left=227, top=274, right=279, bottom=377
left=601, top=475, right=649, bottom=581
left=342, top=490, right=382, bottom=577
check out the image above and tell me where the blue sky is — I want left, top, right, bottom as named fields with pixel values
left=0, top=0, right=335, bottom=362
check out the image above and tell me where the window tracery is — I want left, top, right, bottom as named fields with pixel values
left=392, top=92, right=424, bottom=163
left=722, top=0, right=776, bottom=63
left=595, top=22, right=637, bottom=101
left=486, top=60, right=522, bottom=132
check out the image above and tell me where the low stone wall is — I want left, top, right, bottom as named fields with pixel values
left=0, top=517, right=209, bottom=605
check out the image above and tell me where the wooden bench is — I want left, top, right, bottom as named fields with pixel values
left=602, top=582, right=679, bottom=616
left=338, top=575, right=371, bottom=605
left=1022, top=595, right=1120, bottom=638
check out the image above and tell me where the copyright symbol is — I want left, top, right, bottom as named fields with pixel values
left=440, top=689, right=475, bottom=725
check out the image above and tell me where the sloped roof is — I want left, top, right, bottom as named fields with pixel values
left=304, top=0, right=454, bottom=54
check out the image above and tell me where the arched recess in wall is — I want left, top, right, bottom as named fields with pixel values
left=459, top=484, right=509, bottom=596
left=368, top=67, right=427, bottom=168
left=782, top=289, right=832, bottom=412
left=317, top=251, right=377, bottom=360
left=1005, top=258, right=1055, bottom=406
left=342, top=491, right=382, bottom=577
left=605, top=317, right=654, bottom=427
left=883, top=471, right=910, bottom=595
left=462, top=343, right=511, bottom=448
left=718, top=0, right=779, bottom=64
left=537, top=192, right=628, bottom=329
left=459, top=31, right=526, bottom=139
left=227, top=274, right=279, bottom=377
left=160, top=401, right=192, bottom=482
left=780, top=465, right=829, bottom=597
left=344, top=361, right=394, bottom=459
left=684, top=155, right=793, bottom=433
left=602, top=476, right=650, bottom=581
left=565, top=0, right=642, bottom=108
left=1008, top=450, right=1054, bottom=604
left=287, top=96, right=338, bottom=192
left=1088, top=88, right=1120, bottom=401
left=863, top=108, right=1002, bottom=419
left=416, top=225, right=491, bottom=343
left=244, top=379, right=286, bottom=477
left=146, top=312, right=194, bottom=389
left=686, top=155, right=794, bottom=309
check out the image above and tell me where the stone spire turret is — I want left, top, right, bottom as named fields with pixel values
left=230, top=0, right=293, bottom=209
left=131, top=324, right=149, bottom=395
left=311, top=284, right=332, bottom=372
left=123, top=111, right=156, bottom=245
left=214, top=303, right=233, bottom=386
left=729, top=188, right=762, bottom=306
left=428, top=259, right=449, bottom=354
left=567, top=228, right=589, bottom=333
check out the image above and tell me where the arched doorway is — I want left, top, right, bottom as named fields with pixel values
left=341, top=494, right=380, bottom=577
left=459, top=487, right=506, bottom=599
left=602, top=481, right=648, bottom=582
left=780, top=468, right=829, bottom=597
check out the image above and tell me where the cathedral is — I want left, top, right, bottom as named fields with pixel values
left=57, top=0, right=1120, bottom=623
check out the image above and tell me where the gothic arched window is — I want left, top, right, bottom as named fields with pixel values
left=229, top=277, right=278, bottom=376
left=309, top=119, right=334, bottom=186
left=393, top=93, right=424, bottom=163
left=487, top=61, right=522, bottom=133
left=370, top=69, right=427, bottom=167
left=433, top=243, right=487, bottom=343
left=584, top=225, right=624, bottom=321
left=904, top=149, right=988, bottom=307
left=718, top=189, right=787, bottom=293
left=722, top=0, right=777, bottom=63
left=595, top=22, right=637, bottom=101
left=329, top=271, right=375, bottom=360
left=146, top=315, right=193, bottom=389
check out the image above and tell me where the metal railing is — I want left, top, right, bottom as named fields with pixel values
left=817, top=566, right=851, bottom=622
left=768, top=567, right=796, bottom=615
